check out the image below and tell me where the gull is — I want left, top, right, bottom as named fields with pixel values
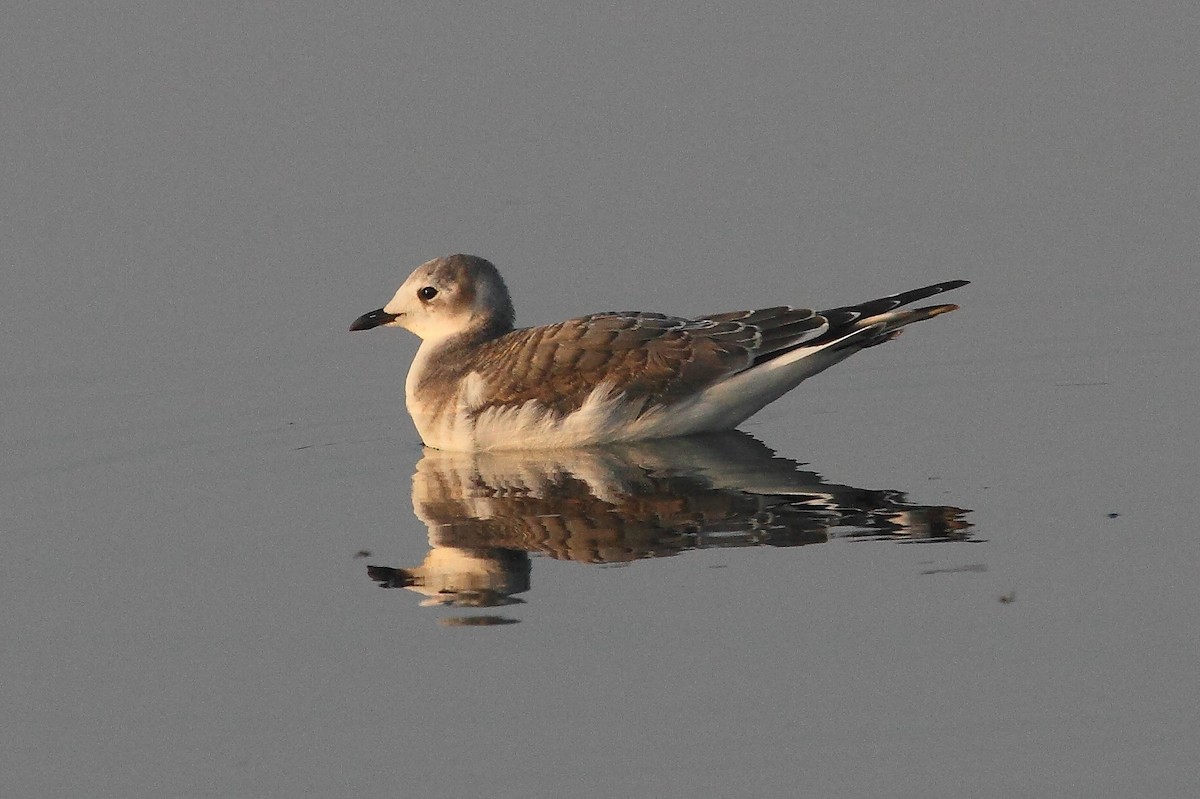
left=350, top=254, right=967, bottom=451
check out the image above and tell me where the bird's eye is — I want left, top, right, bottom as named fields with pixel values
left=418, top=286, right=438, bottom=301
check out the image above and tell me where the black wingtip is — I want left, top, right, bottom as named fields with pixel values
left=915, top=279, right=970, bottom=295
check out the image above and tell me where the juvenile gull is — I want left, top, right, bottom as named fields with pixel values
left=350, top=254, right=968, bottom=451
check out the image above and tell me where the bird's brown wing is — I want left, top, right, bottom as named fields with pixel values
left=468, top=309, right=828, bottom=415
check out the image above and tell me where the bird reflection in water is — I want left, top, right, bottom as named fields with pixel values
left=367, top=432, right=973, bottom=623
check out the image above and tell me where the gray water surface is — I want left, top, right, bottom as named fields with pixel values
left=5, top=4, right=1198, bottom=798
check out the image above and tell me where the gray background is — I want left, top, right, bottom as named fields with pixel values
left=4, top=3, right=1198, bottom=797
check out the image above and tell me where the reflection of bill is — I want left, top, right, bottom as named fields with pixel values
left=368, top=432, right=973, bottom=611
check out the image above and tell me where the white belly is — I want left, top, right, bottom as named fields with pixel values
left=408, top=377, right=737, bottom=451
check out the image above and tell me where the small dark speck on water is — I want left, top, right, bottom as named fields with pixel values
left=1106, top=512, right=1120, bottom=519
left=353, top=550, right=372, bottom=559
left=441, top=615, right=520, bottom=627
left=999, top=591, right=1016, bottom=604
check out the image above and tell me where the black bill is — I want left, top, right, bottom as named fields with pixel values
left=349, top=308, right=399, bottom=331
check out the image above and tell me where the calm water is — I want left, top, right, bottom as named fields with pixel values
left=6, top=4, right=1198, bottom=798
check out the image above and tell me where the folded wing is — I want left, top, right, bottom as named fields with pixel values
left=469, top=279, right=968, bottom=417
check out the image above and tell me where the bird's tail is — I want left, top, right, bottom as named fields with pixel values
left=819, top=280, right=969, bottom=349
